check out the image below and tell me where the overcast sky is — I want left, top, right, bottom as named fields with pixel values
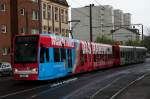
left=66, top=0, right=150, bottom=34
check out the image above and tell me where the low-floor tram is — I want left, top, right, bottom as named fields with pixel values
left=13, top=34, right=147, bottom=80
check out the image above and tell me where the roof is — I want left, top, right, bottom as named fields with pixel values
left=111, top=28, right=140, bottom=35
left=50, top=0, right=69, bottom=7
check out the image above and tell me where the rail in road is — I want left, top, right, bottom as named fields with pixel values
left=0, top=58, right=150, bottom=99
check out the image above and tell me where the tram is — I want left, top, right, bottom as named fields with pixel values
left=13, top=34, right=147, bottom=80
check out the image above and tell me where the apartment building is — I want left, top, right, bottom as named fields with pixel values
left=17, top=0, right=69, bottom=35
left=113, top=9, right=124, bottom=29
left=101, top=5, right=114, bottom=36
left=71, top=6, right=100, bottom=41
left=0, top=0, right=12, bottom=62
left=111, top=28, right=140, bottom=44
left=123, top=13, right=131, bottom=27
left=41, top=0, right=69, bottom=36
left=71, top=5, right=114, bottom=41
left=0, top=0, right=69, bottom=62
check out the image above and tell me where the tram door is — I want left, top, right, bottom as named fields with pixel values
left=67, top=49, right=72, bottom=69
left=39, top=47, right=52, bottom=78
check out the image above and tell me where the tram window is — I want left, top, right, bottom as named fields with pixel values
left=121, top=51, right=123, bottom=57
left=80, top=50, right=83, bottom=55
left=46, top=48, right=49, bottom=62
left=84, top=54, right=87, bottom=62
left=40, top=47, right=49, bottom=63
left=94, top=54, right=96, bottom=62
left=67, top=49, right=72, bottom=68
left=99, top=54, right=101, bottom=60
left=61, top=48, right=66, bottom=62
left=54, top=48, right=60, bottom=62
left=40, top=47, right=45, bottom=63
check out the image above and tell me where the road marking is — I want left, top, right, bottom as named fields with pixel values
left=28, top=77, right=78, bottom=99
left=0, top=84, right=48, bottom=98
left=50, top=78, right=78, bottom=87
left=110, top=73, right=150, bottom=99
left=0, top=77, right=78, bottom=98
left=89, top=76, right=125, bottom=99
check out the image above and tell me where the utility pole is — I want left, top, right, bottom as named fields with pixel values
left=85, top=4, right=94, bottom=42
left=142, top=24, right=144, bottom=40
left=89, top=4, right=93, bottom=42
left=132, top=24, right=144, bottom=40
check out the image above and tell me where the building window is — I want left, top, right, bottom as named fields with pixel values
left=42, top=3, right=47, bottom=19
left=0, top=4, right=6, bottom=11
left=55, top=28, right=58, bottom=32
left=1, top=24, right=7, bottom=33
left=21, top=27, right=26, bottom=34
left=55, top=7, right=59, bottom=22
left=43, top=10, right=46, bottom=19
left=62, top=29, right=65, bottom=36
left=43, top=3, right=46, bottom=10
left=31, top=29, right=39, bottom=34
left=32, top=11, right=39, bottom=20
left=42, top=26, right=47, bottom=33
left=65, top=10, right=68, bottom=23
left=47, top=5, right=51, bottom=20
left=43, top=25, right=47, bottom=30
left=2, top=48, right=10, bottom=56
left=20, top=8, right=25, bottom=15
left=65, top=29, right=68, bottom=36
left=102, top=30, right=105, bottom=32
left=61, top=9, right=64, bottom=23
left=31, top=0, right=38, bottom=3
left=48, top=26, right=52, bottom=33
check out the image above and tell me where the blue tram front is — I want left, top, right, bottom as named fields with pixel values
left=13, top=34, right=77, bottom=80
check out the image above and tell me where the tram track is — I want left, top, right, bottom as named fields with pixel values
left=89, top=75, right=126, bottom=99
left=0, top=59, right=149, bottom=99
left=110, top=72, right=150, bottom=99
left=90, top=72, right=150, bottom=99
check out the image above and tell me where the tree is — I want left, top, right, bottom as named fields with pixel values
left=141, top=27, right=150, bottom=52
left=95, top=35, right=115, bottom=45
left=145, top=27, right=150, bottom=36
left=141, top=36, right=150, bottom=53
left=125, top=40, right=141, bottom=46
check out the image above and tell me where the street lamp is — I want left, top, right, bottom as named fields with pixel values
left=132, top=24, right=144, bottom=40
left=68, top=20, right=80, bottom=38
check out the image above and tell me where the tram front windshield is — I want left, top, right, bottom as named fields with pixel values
left=14, top=36, right=39, bottom=63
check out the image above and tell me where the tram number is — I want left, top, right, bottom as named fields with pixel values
left=20, top=74, right=29, bottom=78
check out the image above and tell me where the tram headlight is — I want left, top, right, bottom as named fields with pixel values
left=31, top=68, right=37, bottom=72
left=14, top=68, right=18, bottom=73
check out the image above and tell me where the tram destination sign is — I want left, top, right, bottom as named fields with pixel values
left=15, top=36, right=39, bottom=43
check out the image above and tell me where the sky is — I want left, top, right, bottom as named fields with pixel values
left=66, top=0, right=150, bottom=34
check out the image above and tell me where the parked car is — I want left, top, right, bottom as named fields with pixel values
left=146, top=53, right=150, bottom=58
left=0, top=62, right=12, bottom=76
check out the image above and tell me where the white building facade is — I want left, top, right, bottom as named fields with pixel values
left=113, top=9, right=124, bottom=29
left=71, top=5, right=132, bottom=42
left=123, top=13, right=131, bottom=27
left=71, top=5, right=114, bottom=41
left=112, top=28, right=140, bottom=44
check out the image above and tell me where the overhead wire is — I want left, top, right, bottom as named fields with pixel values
left=70, top=0, right=100, bottom=21
left=93, top=0, right=101, bottom=5
left=70, top=0, right=107, bottom=37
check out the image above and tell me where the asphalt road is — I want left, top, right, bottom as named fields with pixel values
left=0, top=58, right=150, bottom=99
